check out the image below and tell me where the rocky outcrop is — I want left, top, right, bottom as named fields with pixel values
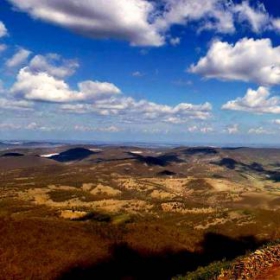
left=219, top=245, right=280, bottom=279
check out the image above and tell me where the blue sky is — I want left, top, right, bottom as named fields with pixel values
left=2, top=0, right=280, bottom=145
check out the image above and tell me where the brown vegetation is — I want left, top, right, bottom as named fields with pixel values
left=2, top=145, right=280, bottom=278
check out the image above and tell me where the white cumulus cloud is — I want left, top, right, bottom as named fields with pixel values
left=7, top=0, right=164, bottom=46
left=222, top=87, right=280, bottom=114
left=154, top=0, right=236, bottom=34
left=0, top=21, right=8, bottom=38
left=187, top=125, right=214, bottom=133
left=234, top=1, right=269, bottom=33
left=0, top=98, right=33, bottom=110
left=248, top=127, right=274, bottom=135
left=272, top=18, right=280, bottom=32
left=190, top=38, right=280, bottom=86
left=225, top=124, right=239, bottom=134
left=10, top=53, right=120, bottom=103
left=29, top=54, right=79, bottom=78
left=7, top=0, right=280, bottom=47
left=272, top=119, right=280, bottom=125
left=77, top=80, right=121, bottom=100
left=6, top=48, right=31, bottom=68
left=61, top=96, right=212, bottom=123
left=11, top=67, right=121, bottom=103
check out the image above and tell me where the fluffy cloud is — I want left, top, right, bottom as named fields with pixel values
left=10, top=53, right=120, bottom=103
left=61, top=96, right=212, bottom=122
left=248, top=127, right=274, bottom=135
left=97, top=126, right=122, bottom=133
left=190, top=38, right=280, bottom=86
left=6, top=48, right=31, bottom=68
left=170, top=37, right=181, bottom=46
left=7, top=0, right=280, bottom=47
left=77, top=81, right=121, bottom=100
left=155, top=0, right=235, bottom=34
left=187, top=125, right=214, bottom=133
left=0, top=123, right=21, bottom=130
left=9, top=52, right=211, bottom=122
left=225, top=124, right=239, bottom=134
left=29, top=54, right=78, bottom=78
left=272, top=119, right=280, bottom=125
left=11, top=68, right=75, bottom=102
left=156, top=0, right=277, bottom=35
left=7, top=0, right=163, bottom=46
left=141, top=128, right=169, bottom=134
left=25, top=122, right=57, bottom=131
left=0, top=98, right=33, bottom=110
left=222, top=87, right=280, bottom=114
left=233, top=1, right=269, bottom=33
left=132, top=71, right=145, bottom=77
left=272, top=18, right=280, bottom=32
left=74, top=125, right=122, bottom=133
left=0, top=21, right=8, bottom=38
left=0, top=122, right=57, bottom=131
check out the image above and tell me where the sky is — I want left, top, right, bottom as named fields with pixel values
left=2, top=0, right=280, bottom=145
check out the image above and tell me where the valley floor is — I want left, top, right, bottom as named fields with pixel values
left=2, top=145, right=280, bottom=279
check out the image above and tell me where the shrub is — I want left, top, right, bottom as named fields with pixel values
left=173, top=259, right=231, bottom=280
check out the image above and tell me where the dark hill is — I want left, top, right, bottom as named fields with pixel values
left=183, top=147, right=218, bottom=155
left=50, top=148, right=95, bottom=162
left=157, top=170, right=177, bottom=176
left=217, top=158, right=238, bottom=169
left=0, top=155, right=59, bottom=170
left=1, top=152, right=24, bottom=157
left=128, top=153, right=183, bottom=167
left=250, top=162, right=264, bottom=172
left=216, top=158, right=265, bottom=173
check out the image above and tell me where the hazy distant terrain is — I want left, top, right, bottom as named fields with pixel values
left=2, top=144, right=280, bottom=279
